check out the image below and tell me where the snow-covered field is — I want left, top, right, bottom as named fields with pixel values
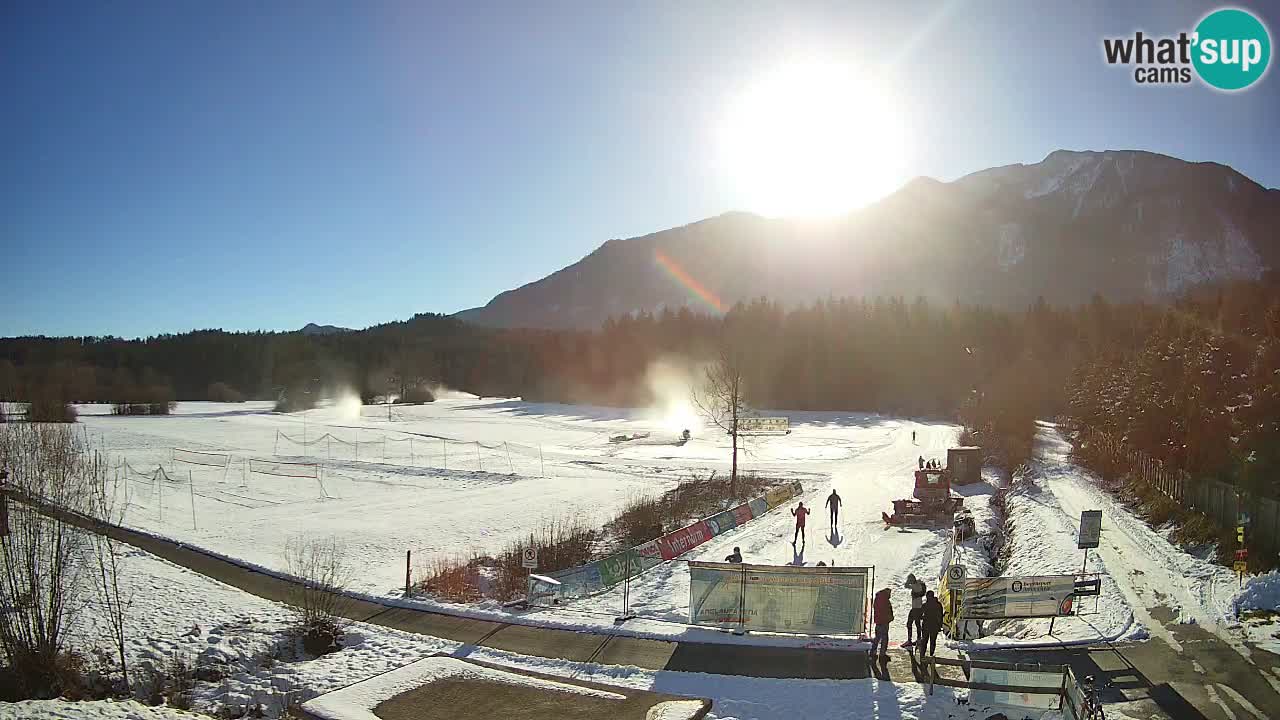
left=80, top=398, right=970, bottom=642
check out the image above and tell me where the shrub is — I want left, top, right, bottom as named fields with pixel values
left=282, top=537, right=354, bottom=656
left=26, top=391, right=76, bottom=423
left=207, top=382, right=244, bottom=403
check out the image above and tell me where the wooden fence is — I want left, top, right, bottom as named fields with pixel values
left=1073, top=426, right=1279, bottom=557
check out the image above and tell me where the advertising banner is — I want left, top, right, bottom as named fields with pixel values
left=707, top=509, right=739, bottom=535
left=530, top=482, right=802, bottom=605
left=765, top=485, right=796, bottom=509
left=961, top=575, right=1077, bottom=619
left=688, top=562, right=746, bottom=629
left=689, top=562, right=871, bottom=635
left=657, top=520, right=711, bottom=560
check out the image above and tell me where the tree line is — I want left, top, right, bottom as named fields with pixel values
left=2, top=280, right=1277, bottom=497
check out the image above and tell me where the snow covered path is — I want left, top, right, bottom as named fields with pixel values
left=570, top=417, right=964, bottom=638
left=1034, top=422, right=1239, bottom=644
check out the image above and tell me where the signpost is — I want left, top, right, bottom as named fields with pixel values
left=521, top=547, right=538, bottom=569
left=1236, top=516, right=1248, bottom=587
left=736, top=417, right=790, bottom=435
left=1078, top=510, right=1102, bottom=573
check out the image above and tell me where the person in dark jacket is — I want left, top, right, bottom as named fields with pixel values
left=725, top=547, right=743, bottom=563
left=920, top=590, right=945, bottom=657
left=870, top=587, right=893, bottom=658
left=825, top=489, right=842, bottom=530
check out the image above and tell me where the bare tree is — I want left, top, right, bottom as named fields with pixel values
left=88, top=466, right=132, bottom=693
left=692, top=343, right=750, bottom=490
left=0, top=423, right=99, bottom=697
left=282, top=536, right=355, bottom=656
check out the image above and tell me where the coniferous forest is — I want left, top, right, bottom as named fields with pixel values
left=1, top=279, right=1278, bottom=498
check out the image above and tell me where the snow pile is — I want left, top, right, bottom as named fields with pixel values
left=1230, top=571, right=1280, bottom=655
left=1234, top=571, right=1280, bottom=613
left=303, top=656, right=625, bottom=720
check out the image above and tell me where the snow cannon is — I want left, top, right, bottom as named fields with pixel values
left=884, top=467, right=964, bottom=527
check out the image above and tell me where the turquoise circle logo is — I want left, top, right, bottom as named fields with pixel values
left=1192, top=8, right=1271, bottom=90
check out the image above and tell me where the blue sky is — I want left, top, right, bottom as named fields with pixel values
left=3, top=0, right=1277, bottom=337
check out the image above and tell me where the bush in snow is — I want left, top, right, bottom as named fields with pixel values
left=282, top=537, right=354, bottom=656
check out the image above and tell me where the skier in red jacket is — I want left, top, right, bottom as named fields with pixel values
left=791, top=501, right=810, bottom=546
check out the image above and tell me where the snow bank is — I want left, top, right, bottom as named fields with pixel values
left=0, top=699, right=207, bottom=720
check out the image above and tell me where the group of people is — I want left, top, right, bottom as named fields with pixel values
left=869, top=573, right=944, bottom=659
left=788, top=489, right=843, bottom=547
left=918, top=456, right=942, bottom=470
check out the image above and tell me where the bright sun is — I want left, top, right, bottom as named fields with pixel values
left=719, top=59, right=908, bottom=218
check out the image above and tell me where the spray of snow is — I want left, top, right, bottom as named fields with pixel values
left=333, top=389, right=363, bottom=420
left=641, top=358, right=704, bottom=433
left=430, top=384, right=479, bottom=401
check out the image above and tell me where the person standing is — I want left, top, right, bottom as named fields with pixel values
left=791, top=501, right=810, bottom=545
left=903, top=573, right=926, bottom=646
left=921, top=590, right=944, bottom=657
left=912, top=430, right=916, bottom=444
left=825, top=489, right=842, bottom=529
left=870, top=587, right=893, bottom=658
left=918, top=455, right=925, bottom=469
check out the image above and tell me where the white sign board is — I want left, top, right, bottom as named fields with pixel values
left=521, top=548, right=538, bottom=569
left=689, top=562, right=871, bottom=635
left=737, top=417, right=789, bottom=434
left=947, top=564, right=967, bottom=583
left=1078, top=510, right=1102, bottom=549
left=961, top=575, right=1077, bottom=619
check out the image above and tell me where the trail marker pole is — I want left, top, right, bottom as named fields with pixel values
left=156, top=470, right=163, bottom=523
left=442, top=439, right=447, bottom=470
left=326, top=436, right=331, bottom=460
left=410, top=438, right=415, bottom=465
left=188, top=469, right=197, bottom=530
left=354, top=429, right=359, bottom=460
left=405, top=550, right=412, bottom=597
left=383, top=436, right=387, bottom=460
left=539, top=446, right=545, bottom=477
left=505, top=443, right=514, bottom=473
left=476, top=442, right=483, bottom=472
left=220, top=456, right=231, bottom=484
left=274, top=430, right=280, bottom=455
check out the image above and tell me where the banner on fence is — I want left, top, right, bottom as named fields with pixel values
left=247, top=459, right=320, bottom=479
left=969, top=667, right=1065, bottom=710
left=689, top=561, right=871, bottom=635
left=173, top=448, right=230, bottom=468
left=960, top=575, right=1076, bottom=619
left=530, top=482, right=802, bottom=603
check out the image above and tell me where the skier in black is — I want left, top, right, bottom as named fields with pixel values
left=912, top=430, right=916, bottom=444
left=725, top=547, right=743, bottom=563
left=825, top=489, right=842, bottom=529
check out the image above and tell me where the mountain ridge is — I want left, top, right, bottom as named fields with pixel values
left=456, top=149, right=1279, bottom=330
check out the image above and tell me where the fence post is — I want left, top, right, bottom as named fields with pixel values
left=476, top=442, right=483, bottom=472
left=156, top=469, right=163, bottom=522
left=540, top=445, right=545, bottom=477
left=505, top=443, right=514, bottom=474
left=274, top=430, right=280, bottom=455
left=188, top=469, right=197, bottom=530
left=405, top=549, right=412, bottom=597
left=443, top=439, right=447, bottom=470
left=410, top=438, right=415, bottom=465
left=326, top=436, right=332, bottom=460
